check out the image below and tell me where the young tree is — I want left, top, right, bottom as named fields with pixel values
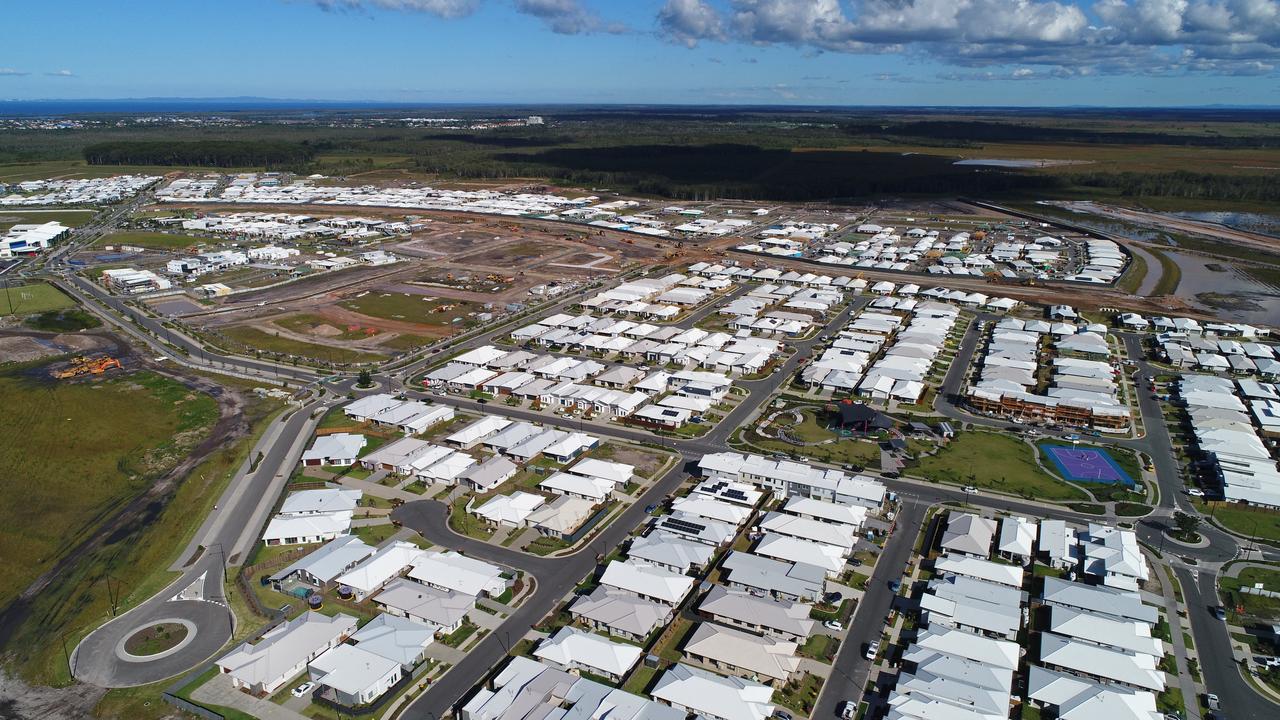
left=357, top=369, right=373, bottom=387
left=1173, top=510, right=1201, bottom=538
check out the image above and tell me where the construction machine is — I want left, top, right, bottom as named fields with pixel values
left=53, top=356, right=122, bottom=380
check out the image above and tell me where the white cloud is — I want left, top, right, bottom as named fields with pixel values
left=313, top=0, right=480, bottom=17
left=651, top=0, right=1279, bottom=77
left=658, top=0, right=727, bottom=47
left=46, top=69, right=75, bottom=77
left=311, top=0, right=625, bottom=33
left=0, top=68, right=31, bottom=76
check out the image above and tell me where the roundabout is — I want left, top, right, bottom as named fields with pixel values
left=116, top=618, right=196, bottom=662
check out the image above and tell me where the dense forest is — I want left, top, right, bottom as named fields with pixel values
left=83, top=140, right=316, bottom=168
left=842, top=120, right=1280, bottom=148
left=1065, top=171, right=1280, bottom=202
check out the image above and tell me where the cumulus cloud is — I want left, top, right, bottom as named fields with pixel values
left=658, top=0, right=727, bottom=47
left=46, top=69, right=75, bottom=77
left=651, top=0, right=1280, bottom=77
left=0, top=68, right=31, bottom=76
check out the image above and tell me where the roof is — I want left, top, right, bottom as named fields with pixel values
left=1039, top=632, right=1165, bottom=691
left=720, top=550, right=826, bottom=599
left=904, top=627, right=1019, bottom=671
left=628, top=531, right=716, bottom=571
left=1041, top=577, right=1158, bottom=624
left=406, top=550, right=506, bottom=597
left=303, top=433, right=368, bottom=464
left=474, top=491, right=546, bottom=526
left=684, top=622, right=799, bottom=682
left=760, top=511, right=856, bottom=550
left=262, top=512, right=353, bottom=543
left=780, top=496, right=867, bottom=527
left=540, top=472, right=613, bottom=501
left=933, top=554, right=1024, bottom=588
left=569, top=587, right=672, bottom=637
left=218, top=611, right=357, bottom=687
left=373, top=578, right=472, bottom=627
left=463, top=655, right=685, bottom=720
left=270, top=535, right=375, bottom=584
left=599, top=560, right=695, bottom=604
left=534, top=627, right=642, bottom=677
left=336, top=541, right=425, bottom=593
left=349, top=613, right=436, bottom=667
left=1027, top=666, right=1161, bottom=720
left=279, top=488, right=362, bottom=516
left=526, top=496, right=597, bottom=535
left=996, top=516, right=1037, bottom=557
left=568, top=457, right=635, bottom=485
left=651, top=663, right=775, bottom=720
left=309, top=643, right=400, bottom=695
left=940, top=513, right=997, bottom=557
left=1047, top=605, right=1163, bottom=657
left=697, top=585, right=815, bottom=638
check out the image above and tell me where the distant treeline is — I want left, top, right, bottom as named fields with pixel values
left=481, top=143, right=1060, bottom=201
left=843, top=121, right=1280, bottom=148
left=1065, top=171, right=1280, bottom=202
left=83, top=140, right=316, bottom=168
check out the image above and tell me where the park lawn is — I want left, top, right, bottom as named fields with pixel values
left=99, top=231, right=203, bottom=250
left=221, top=325, right=386, bottom=364
left=339, top=292, right=484, bottom=327
left=379, top=333, right=433, bottom=351
left=1220, top=565, right=1280, bottom=619
left=748, top=428, right=881, bottom=467
left=0, top=282, right=76, bottom=316
left=0, top=207, right=99, bottom=231
left=912, top=432, right=1089, bottom=501
left=3, top=379, right=282, bottom=686
left=1201, top=501, right=1280, bottom=544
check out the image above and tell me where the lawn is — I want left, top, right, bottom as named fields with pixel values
left=449, top=494, right=495, bottom=540
left=0, top=207, right=99, bottom=231
left=622, top=664, right=659, bottom=695
left=221, top=325, right=386, bottom=364
left=747, top=427, right=883, bottom=467
left=339, top=293, right=483, bottom=327
left=441, top=620, right=479, bottom=648
left=911, top=432, right=1089, bottom=501
left=1201, top=501, right=1280, bottom=544
left=2, top=379, right=281, bottom=686
left=352, top=523, right=401, bottom=546
left=0, top=282, right=76, bottom=316
left=773, top=672, right=824, bottom=715
left=99, top=231, right=203, bottom=250
left=379, top=333, right=433, bottom=351
left=798, top=633, right=840, bottom=663
left=1220, top=565, right=1280, bottom=620
left=276, top=313, right=380, bottom=341
left=526, top=535, right=571, bottom=556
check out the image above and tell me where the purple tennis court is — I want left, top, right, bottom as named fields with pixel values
left=1044, top=445, right=1134, bottom=486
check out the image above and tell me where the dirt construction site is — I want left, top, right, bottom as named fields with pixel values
left=172, top=209, right=676, bottom=360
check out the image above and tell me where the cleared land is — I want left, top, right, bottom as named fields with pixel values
left=99, top=231, right=203, bottom=250
left=911, top=431, right=1089, bottom=501
left=339, top=292, right=484, bottom=328
left=0, top=283, right=76, bottom=316
left=0, top=208, right=98, bottom=232
left=1220, top=565, right=1280, bottom=619
left=220, top=325, right=386, bottom=364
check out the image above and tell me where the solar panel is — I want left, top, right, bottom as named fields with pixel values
left=723, top=489, right=749, bottom=501
left=661, top=518, right=707, bottom=535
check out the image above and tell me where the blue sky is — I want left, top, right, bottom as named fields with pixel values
left=2, top=0, right=1276, bottom=106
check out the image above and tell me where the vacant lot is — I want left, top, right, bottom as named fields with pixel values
left=274, top=313, right=380, bottom=341
left=1220, top=565, right=1280, bottom=619
left=0, top=369, right=218, bottom=611
left=0, top=283, right=76, bottom=316
left=912, top=431, right=1089, bottom=501
left=99, top=231, right=203, bottom=250
left=339, top=292, right=484, bottom=328
left=1203, top=501, right=1280, bottom=544
left=221, top=325, right=386, bottom=364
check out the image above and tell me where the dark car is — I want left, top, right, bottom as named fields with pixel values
left=888, top=580, right=902, bottom=592
left=645, top=504, right=658, bottom=513
left=882, top=471, right=901, bottom=479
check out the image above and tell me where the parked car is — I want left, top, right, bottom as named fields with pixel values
left=1206, top=693, right=1221, bottom=710
left=888, top=580, right=902, bottom=593
left=772, top=711, right=793, bottom=720
left=292, top=682, right=315, bottom=698
left=962, top=485, right=978, bottom=494
left=1064, top=433, right=1081, bottom=441
left=1186, top=488, right=1206, bottom=497
left=1025, top=428, right=1040, bottom=437
left=839, top=701, right=856, bottom=720
left=824, top=620, right=843, bottom=631
left=864, top=641, right=880, bottom=660
left=1213, top=606, right=1227, bottom=621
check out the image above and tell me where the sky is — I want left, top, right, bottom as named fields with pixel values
left=2, top=0, right=1277, bottom=106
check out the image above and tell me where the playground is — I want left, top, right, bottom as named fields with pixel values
left=1043, top=445, right=1135, bottom=487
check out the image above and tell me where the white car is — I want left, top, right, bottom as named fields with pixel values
left=839, top=701, right=856, bottom=720
left=962, top=485, right=978, bottom=494
left=865, top=640, right=880, bottom=660
left=291, top=682, right=315, bottom=698
left=1185, top=488, right=1206, bottom=497
left=824, top=620, right=843, bottom=631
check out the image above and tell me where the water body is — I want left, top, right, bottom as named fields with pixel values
left=1166, top=250, right=1280, bottom=324
left=1169, top=211, right=1280, bottom=238
left=953, top=159, right=1088, bottom=168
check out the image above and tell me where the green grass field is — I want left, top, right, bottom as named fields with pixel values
left=1220, top=566, right=1280, bottom=619
left=0, top=370, right=219, bottom=612
left=0, top=282, right=76, bottom=316
left=274, top=313, right=380, bottom=341
left=339, top=293, right=483, bottom=327
left=0, top=208, right=99, bottom=232
left=1147, top=247, right=1183, bottom=296
left=1202, top=501, right=1280, bottom=544
left=221, top=325, right=386, bottom=364
left=911, top=432, right=1089, bottom=501
left=99, top=231, right=204, bottom=250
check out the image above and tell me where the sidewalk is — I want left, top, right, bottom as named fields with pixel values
left=1147, top=554, right=1203, bottom=720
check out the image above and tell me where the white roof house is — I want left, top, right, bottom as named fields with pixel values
left=941, top=513, right=997, bottom=558
left=473, top=492, right=546, bottom=527
left=533, top=627, right=643, bottom=680
left=905, top=627, right=1019, bottom=671
left=1038, top=632, right=1165, bottom=692
left=759, top=512, right=856, bottom=553
left=651, top=663, right=775, bottom=720
left=933, top=554, right=1024, bottom=588
left=280, top=488, right=362, bottom=516
left=628, top=532, right=716, bottom=574
left=1027, top=666, right=1162, bottom=720
left=599, top=560, right=695, bottom=605
left=348, top=613, right=435, bottom=668
left=461, top=655, right=684, bottom=720
left=217, top=612, right=358, bottom=695
left=302, top=433, right=368, bottom=466
left=406, top=550, right=507, bottom=597
left=262, top=512, right=354, bottom=547
left=308, top=643, right=402, bottom=706
left=683, top=623, right=800, bottom=686
left=996, top=516, right=1037, bottom=560
left=569, top=587, right=673, bottom=642
left=270, top=535, right=376, bottom=587
left=780, top=496, right=867, bottom=528
left=568, top=457, right=635, bottom=486
left=447, top=416, right=513, bottom=448
left=336, top=541, right=425, bottom=600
